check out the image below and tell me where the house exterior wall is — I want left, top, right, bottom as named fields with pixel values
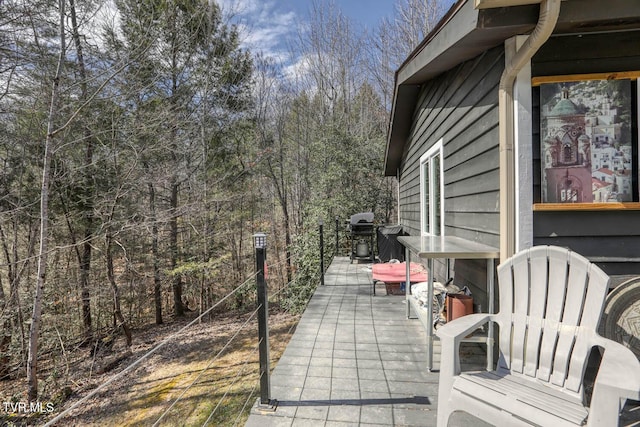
left=398, top=46, right=504, bottom=298
left=531, top=31, right=640, bottom=277
left=399, top=46, right=503, bottom=243
left=396, top=30, right=640, bottom=294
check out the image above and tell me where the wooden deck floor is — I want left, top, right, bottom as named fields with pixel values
left=245, top=256, right=489, bottom=427
left=245, top=256, right=639, bottom=426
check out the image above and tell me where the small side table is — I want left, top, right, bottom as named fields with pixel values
left=397, top=235, right=499, bottom=372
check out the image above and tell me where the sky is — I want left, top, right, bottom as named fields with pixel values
left=277, top=0, right=396, bottom=29
left=219, top=0, right=397, bottom=62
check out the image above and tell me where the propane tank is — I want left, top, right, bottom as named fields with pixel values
left=356, top=240, right=369, bottom=257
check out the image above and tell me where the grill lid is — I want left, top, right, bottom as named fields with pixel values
left=349, top=212, right=374, bottom=225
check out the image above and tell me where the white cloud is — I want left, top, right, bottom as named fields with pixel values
left=282, top=53, right=312, bottom=83
left=219, top=0, right=299, bottom=62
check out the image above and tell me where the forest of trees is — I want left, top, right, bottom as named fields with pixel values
left=0, top=0, right=450, bottom=402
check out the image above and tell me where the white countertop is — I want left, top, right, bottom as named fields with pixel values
left=397, top=235, right=499, bottom=259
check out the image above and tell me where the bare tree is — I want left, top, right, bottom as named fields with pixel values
left=367, top=0, right=450, bottom=107
left=27, top=0, right=66, bottom=402
left=391, top=0, right=445, bottom=52
left=68, top=0, right=94, bottom=342
left=253, top=55, right=296, bottom=283
left=296, top=0, right=366, bottom=121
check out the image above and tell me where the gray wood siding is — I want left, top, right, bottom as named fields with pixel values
left=531, top=31, right=640, bottom=277
left=397, top=46, right=504, bottom=302
left=399, top=46, right=503, bottom=246
left=533, top=211, right=640, bottom=276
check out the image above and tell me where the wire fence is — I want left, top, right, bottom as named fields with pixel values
left=200, top=336, right=261, bottom=426
left=151, top=306, right=261, bottom=427
left=40, top=255, right=312, bottom=427
left=43, top=273, right=256, bottom=426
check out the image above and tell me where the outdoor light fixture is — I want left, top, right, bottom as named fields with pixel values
left=253, top=232, right=267, bottom=249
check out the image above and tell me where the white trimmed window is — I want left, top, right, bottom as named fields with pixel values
left=420, top=140, right=444, bottom=236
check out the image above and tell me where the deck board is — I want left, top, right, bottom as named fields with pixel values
left=245, top=257, right=489, bottom=427
left=245, top=256, right=640, bottom=426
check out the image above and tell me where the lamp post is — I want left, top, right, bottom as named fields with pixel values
left=335, top=216, right=339, bottom=256
left=253, top=233, right=274, bottom=409
left=319, top=219, right=325, bottom=286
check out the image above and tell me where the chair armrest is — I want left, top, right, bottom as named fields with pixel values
left=587, top=334, right=640, bottom=425
left=436, top=313, right=495, bottom=403
left=436, top=313, right=493, bottom=343
left=436, top=313, right=493, bottom=377
left=592, top=334, right=640, bottom=401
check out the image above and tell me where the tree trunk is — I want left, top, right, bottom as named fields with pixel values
left=0, top=220, right=35, bottom=380
left=277, top=146, right=292, bottom=284
left=27, top=0, right=66, bottom=402
left=15, top=224, right=34, bottom=368
left=70, top=0, right=93, bottom=342
left=0, top=274, right=9, bottom=380
left=27, top=0, right=65, bottom=401
left=170, top=177, right=184, bottom=316
left=168, top=6, right=184, bottom=317
left=27, top=77, right=54, bottom=403
left=0, top=224, right=15, bottom=380
left=148, top=182, right=163, bottom=325
left=106, top=232, right=132, bottom=346
left=79, top=243, right=92, bottom=341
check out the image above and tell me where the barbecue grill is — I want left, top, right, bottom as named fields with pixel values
left=348, top=212, right=375, bottom=263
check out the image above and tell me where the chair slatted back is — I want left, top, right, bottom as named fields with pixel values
left=496, top=246, right=610, bottom=393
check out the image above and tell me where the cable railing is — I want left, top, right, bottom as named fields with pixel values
left=232, top=377, right=260, bottom=426
left=200, top=337, right=262, bottom=426
left=36, top=229, right=332, bottom=427
left=38, top=252, right=320, bottom=426
left=152, top=306, right=261, bottom=426
left=43, top=272, right=259, bottom=427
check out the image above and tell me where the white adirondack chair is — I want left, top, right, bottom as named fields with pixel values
left=436, top=245, right=640, bottom=427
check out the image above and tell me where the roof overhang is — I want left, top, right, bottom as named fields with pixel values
left=384, top=0, right=640, bottom=176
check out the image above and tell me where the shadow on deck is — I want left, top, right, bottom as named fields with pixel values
left=245, top=256, right=489, bottom=427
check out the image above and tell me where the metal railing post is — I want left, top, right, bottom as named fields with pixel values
left=253, top=233, right=275, bottom=410
left=335, top=216, right=339, bottom=256
left=319, top=219, right=325, bottom=286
